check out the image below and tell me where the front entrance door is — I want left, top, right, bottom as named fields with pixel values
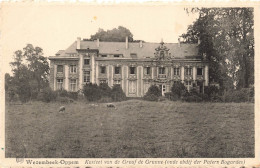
left=159, top=84, right=166, bottom=96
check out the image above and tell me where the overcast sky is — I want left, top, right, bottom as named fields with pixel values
left=0, top=3, right=198, bottom=74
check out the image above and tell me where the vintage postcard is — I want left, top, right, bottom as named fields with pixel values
left=0, top=1, right=259, bottom=168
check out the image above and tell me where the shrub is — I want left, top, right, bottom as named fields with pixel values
left=67, top=92, right=78, bottom=100
left=111, top=84, right=126, bottom=102
left=83, top=83, right=102, bottom=102
left=143, top=85, right=161, bottom=101
left=204, top=86, right=220, bottom=97
left=38, top=87, right=57, bottom=103
left=56, top=96, right=73, bottom=103
left=164, top=92, right=179, bottom=101
left=143, top=94, right=159, bottom=101
left=171, top=82, right=186, bottom=98
left=147, top=85, right=161, bottom=97
left=99, top=83, right=112, bottom=97
left=222, top=88, right=252, bottom=103
left=98, top=96, right=113, bottom=103
left=57, top=89, right=68, bottom=97
left=182, top=95, right=202, bottom=102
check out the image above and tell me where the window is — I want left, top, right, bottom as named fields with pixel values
left=115, top=67, right=120, bottom=74
left=57, top=65, right=63, bottom=73
left=185, top=81, right=192, bottom=86
left=101, top=55, right=107, bottom=57
left=114, top=55, right=120, bottom=57
left=145, top=67, right=150, bottom=75
left=84, top=59, right=90, bottom=65
left=57, top=79, right=63, bottom=90
left=130, top=53, right=137, bottom=58
left=185, top=68, right=192, bottom=75
left=130, top=67, right=135, bottom=74
left=84, top=71, right=90, bottom=83
left=160, top=51, right=165, bottom=58
left=70, top=65, right=77, bottom=73
left=70, top=79, right=77, bottom=91
left=174, top=68, right=180, bottom=75
left=100, top=66, right=106, bottom=74
left=159, top=67, right=165, bottom=74
left=197, top=68, right=203, bottom=75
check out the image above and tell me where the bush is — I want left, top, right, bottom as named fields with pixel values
left=98, top=96, right=113, bottom=103
left=83, top=83, right=102, bottom=102
left=67, top=92, right=78, bottom=100
left=57, top=89, right=68, bottom=97
left=143, top=94, right=159, bottom=101
left=111, top=84, right=126, bottom=102
left=38, top=87, right=57, bottom=103
left=99, top=83, right=112, bottom=97
left=182, top=95, right=203, bottom=102
left=171, top=82, right=186, bottom=98
left=143, top=85, right=161, bottom=101
left=164, top=92, right=179, bottom=101
left=56, top=96, right=73, bottom=103
left=222, top=88, right=252, bottom=103
left=204, top=86, right=220, bottom=97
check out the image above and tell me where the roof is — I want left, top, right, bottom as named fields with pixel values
left=55, top=40, right=199, bottom=59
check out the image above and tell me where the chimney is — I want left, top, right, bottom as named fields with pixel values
left=139, top=40, right=143, bottom=48
left=178, top=38, right=181, bottom=47
left=125, top=36, right=128, bottom=49
left=97, top=38, right=100, bottom=47
left=77, top=37, right=81, bottom=50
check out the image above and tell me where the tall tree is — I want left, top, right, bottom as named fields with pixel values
left=181, top=8, right=254, bottom=89
left=9, top=44, right=49, bottom=102
left=90, top=26, right=134, bottom=42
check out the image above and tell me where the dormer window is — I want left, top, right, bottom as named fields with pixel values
left=160, top=51, right=165, bottom=58
left=114, top=55, right=120, bottom=57
left=130, top=53, right=137, bottom=58
left=101, top=55, right=107, bottom=57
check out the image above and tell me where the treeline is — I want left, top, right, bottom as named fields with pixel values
left=181, top=8, right=254, bottom=90
left=144, top=82, right=254, bottom=103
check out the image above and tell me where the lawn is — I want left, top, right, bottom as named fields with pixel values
left=5, top=100, right=254, bottom=158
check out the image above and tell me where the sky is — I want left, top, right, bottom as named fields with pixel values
left=0, top=3, right=198, bottom=74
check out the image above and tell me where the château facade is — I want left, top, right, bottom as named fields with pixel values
left=49, top=37, right=209, bottom=97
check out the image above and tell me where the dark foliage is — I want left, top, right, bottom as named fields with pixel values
left=90, top=26, right=134, bottom=42
left=143, top=85, right=161, bottom=101
left=37, top=87, right=58, bottom=103
left=83, top=83, right=102, bottom=102
left=111, top=84, right=126, bottom=102
left=171, top=82, right=186, bottom=98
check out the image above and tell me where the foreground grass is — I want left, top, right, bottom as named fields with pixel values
left=5, top=100, right=254, bottom=158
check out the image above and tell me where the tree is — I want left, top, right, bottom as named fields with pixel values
left=171, top=82, right=186, bottom=98
left=9, top=44, right=50, bottom=102
left=90, top=26, right=134, bottom=42
left=111, top=84, right=126, bottom=102
left=83, top=83, right=102, bottom=101
left=181, top=8, right=254, bottom=89
left=143, top=85, right=161, bottom=101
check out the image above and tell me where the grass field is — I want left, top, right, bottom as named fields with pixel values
left=5, top=100, right=254, bottom=158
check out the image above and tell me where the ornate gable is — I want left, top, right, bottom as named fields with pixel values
left=154, top=40, right=172, bottom=61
